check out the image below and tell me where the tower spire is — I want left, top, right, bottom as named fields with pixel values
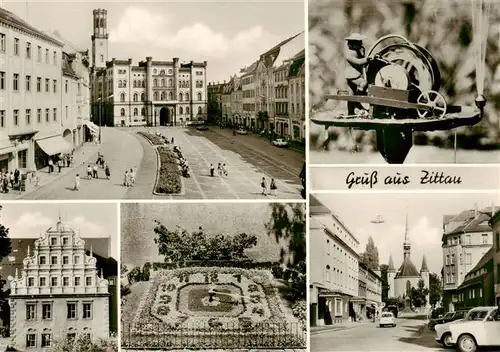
left=403, top=208, right=411, bottom=260
left=388, top=254, right=395, bottom=272
left=421, top=255, right=429, bottom=272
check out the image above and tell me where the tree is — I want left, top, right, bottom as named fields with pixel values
left=120, top=263, right=128, bottom=276
left=360, top=236, right=379, bottom=271
left=153, top=221, right=258, bottom=262
left=409, top=279, right=430, bottom=308
left=265, top=203, right=306, bottom=266
left=429, top=272, right=443, bottom=307
left=0, top=223, right=12, bottom=261
left=141, top=262, right=152, bottom=281
left=384, top=297, right=405, bottom=310
left=127, top=267, right=142, bottom=284
left=379, top=264, right=390, bottom=302
left=0, top=221, right=12, bottom=329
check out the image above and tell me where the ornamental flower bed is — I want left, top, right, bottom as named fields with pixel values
left=137, top=132, right=165, bottom=145
left=124, top=267, right=305, bottom=349
left=155, top=147, right=181, bottom=194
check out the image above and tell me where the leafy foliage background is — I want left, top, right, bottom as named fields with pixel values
left=309, top=0, right=500, bottom=148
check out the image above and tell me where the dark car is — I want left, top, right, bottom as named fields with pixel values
left=428, top=310, right=468, bottom=331
left=196, top=125, right=209, bottom=131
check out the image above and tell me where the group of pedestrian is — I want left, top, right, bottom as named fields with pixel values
left=209, top=163, right=228, bottom=177
left=123, top=168, right=136, bottom=187
left=261, top=176, right=278, bottom=196
left=74, top=154, right=111, bottom=191
left=48, top=154, right=73, bottom=174
left=1, top=169, right=19, bottom=193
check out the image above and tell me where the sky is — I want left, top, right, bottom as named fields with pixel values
left=313, top=193, right=499, bottom=275
left=1, top=0, right=305, bottom=82
left=0, top=203, right=118, bottom=258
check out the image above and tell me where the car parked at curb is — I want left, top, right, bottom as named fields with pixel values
left=448, top=306, right=499, bottom=352
left=236, top=129, right=248, bottom=135
left=379, top=312, right=396, bottom=328
left=272, top=138, right=288, bottom=147
left=429, top=310, right=468, bottom=331
left=435, top=310, right=470, bottom=348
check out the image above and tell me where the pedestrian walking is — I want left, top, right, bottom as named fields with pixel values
left=105, top=164, right=110, bottom=180
left=74, top=174, right=80, bottom=191
left=93, top=164, right=99, bottom=179
left=217, top=163, right=223, bottom=176
left=9, top=171, right=14, bottom=187
left=86, top=165, right=93, bottom=180
left=14, top=169, right=20, bottom=184
left=171, top=137, right=174, bottom=144
left=222, top=163, right=228, bottom=176
left=2, top=175, right=9, bottom=193
left=70, top=155, right=74, bottom=167
left=66, top=154, right=71, bottom=167
left=34, top=171, right=40, bottom=187
left=270, top=178, right=277, bottom=196
left=129, top=168, right=136, bottom=185
left=58, top=159, right=63, bottom=173
left=209, top=164, right=215, bottom=177
left=261, top=177, right=267, bottom=196
left=48, top=158, right=54, bottom=174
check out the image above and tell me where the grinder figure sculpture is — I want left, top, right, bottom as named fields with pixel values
left=344, top=33, right=371, bottom=115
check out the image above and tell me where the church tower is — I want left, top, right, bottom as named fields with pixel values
left=403, top=210, right=411, bottom=261
left=91, top=8, right=109, bottom=69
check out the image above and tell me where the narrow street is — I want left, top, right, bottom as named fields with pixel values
left=311, top=317, right=446, bottom=351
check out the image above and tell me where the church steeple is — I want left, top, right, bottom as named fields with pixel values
left=421, top=255, right=429, bottom=272
left=403, top=209, right=411, bottom=261
left=388, top=255, right=396, bottom=272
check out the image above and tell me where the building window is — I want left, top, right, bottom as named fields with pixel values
left=45, top=108, right=49, bottom=122
left=197, top=92, right=202, bottom=101
left=168, top=92, right=173, bottom=100
left=325, top=265, right=330, bottom=282
left=42, top=303, right=52, bottom=319
left=153, top=91, right=159, bottom=101
left=50, top=237, right=57, bottom=245
left=466, top=253, right=472, bottom=265
left=45, top=48, right=49, bottom=63
left=53, top=51, right=57, bottom=65
left=120, top=108, right=125, bottom=117
left=74, top=256, right=80, bottom=264
left=185, top=93, right=189, bottom=101
left=153, top=79, right=158, bottom=87
left=83, top=302, right=92, bottom=319
left=26, top=75, right=31, bottom=91
left=74, top=277, right=81, bottom=286
left=26, top=303, right=36, bottom=320
left=0, top=72, right=4, bottom=90
left=133, top=93, right=138, bottom=102
left=100, top=55, right=104, bottom=63
left=179, top=93, right=183, bottom=101
left=198, top=106, right=202, bottom=114
left=63, top=277, right=69, bottom=286
left=26, top=334, right=36, bottom=347
left=133, top=80, right=137, bottom=88
left=39, top=277, right=46, bottom=286
left=45, top=78, right=49, bottom=92
left=161, top=79, right=165, bottom=87
left=334, top=298, right=342, bottom=317
left=26, top=42, right=31, bottom=58
left=13, top=74, right=19, bottom=91
left=179, top=106, right=183, bottom=114
left=466, top=235, right=471, bottom=245
left=28, top=277, right=34, bottom=286
left=451, top=254, right=455, bottom=264
left=13, top=109, right=18, bottom=126
left=65, top=80, right=68, bottom=93
left=141, top=92, right=145, bottom=101
left=37, top=45, right=41, bottom=61
left=67, top=303, right=77, bottom=319
left=186, top=107, right=190, bottom=114
left=53, top=108, right=57, bottom=121
left=120, top=93, right=125, bottom=102
left=51, top=277, right=57, bottom=287
left=86, top=277, right=92, bottom=286
left=37, top=109, right=41, bottom=123
left=141, top=108, right=145, bottom=116
left=168, top=78, right=172, bottom=87
left=482, top=234, right=488, bottom=244
left=62, top=256, right=69, bottom=264
left=13, top=37, right=19, bottom=55
left=62, top=237, right=69, bottom=245
left=37, top=77, right=41, bottom=92
left=41, top=333, right=51, bottom=347
left=160, top=92, right=165, bottom=100
left=26, top=109, right=31, bottom=125
left=53, top=79, right=57, bottom=93
left=446, top=255, right=450, bottom=265
left=133, top=108, right=138, bottom=116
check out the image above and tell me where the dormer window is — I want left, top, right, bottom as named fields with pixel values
left=50, top=237, right=57, bottom=245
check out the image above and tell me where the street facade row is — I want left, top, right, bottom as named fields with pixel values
left=0, top=7, right=93, bottom=176
left=207, top=32, right=305, bottom=141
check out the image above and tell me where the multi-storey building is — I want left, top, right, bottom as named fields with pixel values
left=0, top=8, right=74, bottom=174
left=230, top=76, right=243, bottom=123
left=309, top=196, right=360, bottom=327
left=221, top=80, right=233, bottom=123
left=489, top=210, right=500, bottom=306
left=273, top=62, right=289, bottom=136
left=90, top=9, right=208, bottom=128
left=240, top=64, right=257, bottom=129
left=8, top=217, right=109, bottom=350
left=441, top=207, right=497, bottom=312
left=286, top=49, right=305, bottom=141
left=357, top=262, right=382, bottom=319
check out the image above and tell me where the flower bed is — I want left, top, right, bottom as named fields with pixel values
left=124, top=267, right=305, bottom=349
left=137, top=132, right=165, bottom=145
left=155, top=147, right=181, bottom=194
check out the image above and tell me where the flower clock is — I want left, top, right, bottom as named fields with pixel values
left=132, top=267, right=288, bottom=336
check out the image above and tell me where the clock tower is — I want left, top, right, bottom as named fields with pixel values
left=91, top=8, right=109, bottom=69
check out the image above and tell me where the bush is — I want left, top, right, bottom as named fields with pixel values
left=155, top=147, right=182, bottom=194
left=271, top=265, right=284, bottom=279
left=127, top=267, right=142, bottom=284
left=52, top=333, right=118, bottom=352
left=137, top=132, right=164, bottom=146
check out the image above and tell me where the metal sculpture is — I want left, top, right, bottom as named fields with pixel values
left=312, top=34, right=486, bottom=164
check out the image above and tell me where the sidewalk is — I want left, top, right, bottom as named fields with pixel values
left=0, top=142, right=100, bottom=200
left=310, top=320, right=374, bottom=334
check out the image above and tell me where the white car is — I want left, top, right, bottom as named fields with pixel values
left=272, top=138, right=288, bottom=147
left=449, top=306, right=499, bottom=352
left=435, top=318, right=466, bottom=348
left=379, top=312, right=396, bottom=327
left=236, top=129, right=248, bottom=135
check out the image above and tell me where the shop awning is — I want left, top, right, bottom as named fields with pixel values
left=84, top=121, right=99, bottom=134
left=36, top=136, right=72, bottom=156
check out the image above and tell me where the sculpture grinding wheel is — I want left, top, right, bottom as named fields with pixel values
left=312, top=34, right=485, bottom=164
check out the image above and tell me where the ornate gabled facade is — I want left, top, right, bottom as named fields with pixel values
left=386, top=212, right=430, bottom=307
left=8, top=217, right=109, bottom=351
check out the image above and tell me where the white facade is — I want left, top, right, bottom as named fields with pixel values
left=8, top=218, right=109, bottom=351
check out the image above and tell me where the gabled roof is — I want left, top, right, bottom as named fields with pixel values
left=62, top=52, right=78, bottom=78
left=0, top=7, right=64, bottom=47
left=395, top=256, right=420, bottom=278
left=458, top=247, right=494, bottom=289
left=443, top=207, right=498, bottom=239
left=288, top=50, right=305, bottom=78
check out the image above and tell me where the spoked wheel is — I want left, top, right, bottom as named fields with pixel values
left=417, top=90, right=447, bottom=118
left=457, top=334, right=478, bottom=352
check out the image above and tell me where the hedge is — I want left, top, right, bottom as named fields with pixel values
left=155, top=147, right=182, bottom=194
left=137, top=132, right=165, bottom=146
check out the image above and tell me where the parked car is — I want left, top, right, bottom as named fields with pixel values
left=272, top=138, right=288, bottom=147
left=429, top=310, right=468, bottom=331
left=236, top=129, right=248, bottom=135
left=379, top=312, right=396, bottom=328
left=435, top=310, right=470, bottom=348
left=448, top=306, right=499, bottom=352
left=196, top=125, right=209, bottom=131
